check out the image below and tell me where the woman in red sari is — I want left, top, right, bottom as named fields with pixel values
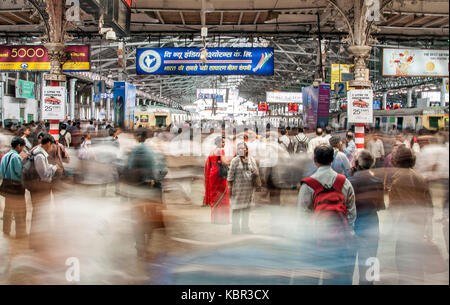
left=204, top=136, right=230, bottom=224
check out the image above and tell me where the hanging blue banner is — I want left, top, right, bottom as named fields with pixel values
left=136, top=47, right=274, bottom=75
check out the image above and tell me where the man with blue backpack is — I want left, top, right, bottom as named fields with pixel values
left=297, top=144, right=356, bottom=285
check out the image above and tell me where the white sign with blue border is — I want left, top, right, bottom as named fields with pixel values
left=136, top=48, right=274, bottom=75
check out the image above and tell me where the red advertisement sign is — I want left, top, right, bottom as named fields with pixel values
left=258, top=103, right=268, bottom=112
left=0, top=45, right=90, bottom=72
left=288, top=103, right=298, bottom=112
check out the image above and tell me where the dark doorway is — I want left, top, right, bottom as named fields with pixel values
left=397, top=117, right=403, bottom=131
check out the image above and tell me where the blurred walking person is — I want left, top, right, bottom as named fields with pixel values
left=204, top=136, right=230, bottom=224
left=227, top=142, right=260, bottom=234
left=70, top=122, right=82, bottom=148
left=389, top=145, right=434, bottom=284
left=122, top=129, right=167, bottom=258
left=329, top=135, right=351, bottom=177
left=292, top=126, right=310, bottom=154
left=47, top=136, right=70, bottom=229
left=0, top=137, right=27, bottom=238
left=18, top=126, right=32, bottom=154
left=278, top=128, right=292, bottom=154
left=368, top=133, right=385, bottom=168
left=349, top=150, right=385, bottom=285
left=78, top=132, right=93, bottom=160
left=307, top=128, right=328, bottom=154
left=58, top=124, right=71, bottom=148
left=323, top=126, right=332, bottom=142
left=343, top=131, right=356, bottom=163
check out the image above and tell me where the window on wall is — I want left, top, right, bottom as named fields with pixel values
left=29, top=72, right=37, bottom=82
left=18, top=72, right=27, bottom=80
left=6, top=77, right=15, bottom=97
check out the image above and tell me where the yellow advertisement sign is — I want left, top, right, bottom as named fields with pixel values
left=331, top=64, right=354, bottom=91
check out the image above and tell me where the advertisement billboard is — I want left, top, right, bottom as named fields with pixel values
left=382, top=48, right=449, bottom=77
left=16, top=79, right=36, bottom=99
left=266, top=91, right=302, bottom=104
left=136, top=48, right=274, bottom=75
left=302, top=86, right=318, bottom=130
left=126, top=82, right=136, bottom=129
left=113, top=82, right=136, bottom=129
left=42, top=86, right=66, bottom=120
left=0, top=45, right=90, bottom=72
left=317, top=84, right=331, bottom=128
left=347, top=89, right=374, bottom=124
left=114, top=82, right=126, bottom=128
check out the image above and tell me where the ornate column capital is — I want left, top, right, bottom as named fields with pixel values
left=348, top=45, right=372, bottom=88
left=44, top=42, right=67, bottom=82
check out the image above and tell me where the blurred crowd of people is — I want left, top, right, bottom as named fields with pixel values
left=202, top=123, right=449, bottom=284
left=0, top=118, right=448, bottom=284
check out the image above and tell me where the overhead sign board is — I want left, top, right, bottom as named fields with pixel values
left=94, top=80, right=106, bottom=94
left=347, top=89, right=374, bottom=124
left=0, top=45, right=90, bottom=72
left=196, top=88, right=227, bottom=101
left=42, top=86, right=66, bottom=120
left=15, top=79, right=35, bottom=99
left=136, top=48, right=274, bottom=75
left=334, top=82, right=347, bottom=96
left=266, top=91, right=302, bottom=104
left=382, top=48, right=449, bottom=77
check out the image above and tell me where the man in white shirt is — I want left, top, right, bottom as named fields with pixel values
left=307, top=128, right=328, bottom=154
left=343, top=131, right=356, bottom=162
left=323, top=126, right=332, bottom=142
left=292, top=127, right=310, bottom=153
left=28, top=134, right=61, bottom=251
left=368, top=133, right=385, bottom=168
left=278, top=128, right=291, bottom=153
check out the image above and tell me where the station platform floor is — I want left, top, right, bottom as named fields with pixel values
left=0, top=179, right=448, bottom=285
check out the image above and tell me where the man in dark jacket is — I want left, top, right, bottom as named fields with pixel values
left=348, top=150, right=385, bottom=285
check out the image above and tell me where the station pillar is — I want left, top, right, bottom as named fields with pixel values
left=106, top=90, right=112, bottom=122
left=69, top=78, right=77, bottom=120
left=407, top=88, right=413, bottom=108
left=91, top=86, right=95, bottom=120
left=382, top=92, right=388, bottom=110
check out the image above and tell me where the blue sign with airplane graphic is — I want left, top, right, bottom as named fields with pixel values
left=136, top=47, right=274, bottom=75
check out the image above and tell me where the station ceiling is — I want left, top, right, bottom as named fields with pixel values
left=0, top=0, right=449, bottom=104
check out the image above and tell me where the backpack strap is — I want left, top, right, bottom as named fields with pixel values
left=332, top=174, right=346, bottom=192
left=300, top=177, right=324, bottom=197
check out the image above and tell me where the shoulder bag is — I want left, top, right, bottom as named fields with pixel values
left=0, top=154, right=25, bottom=196
left=218, top=157, right=228, bottom=179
